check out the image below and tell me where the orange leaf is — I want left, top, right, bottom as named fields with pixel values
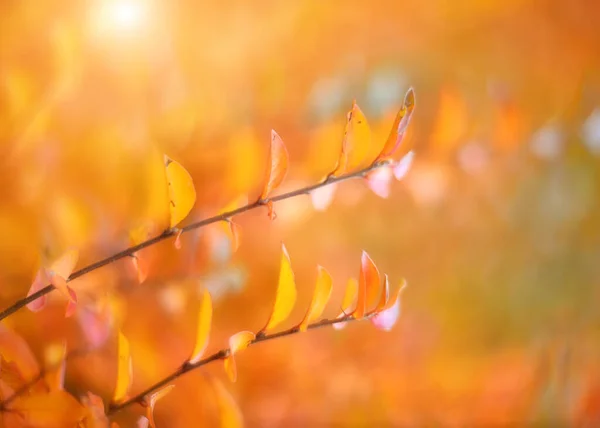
left=0, top=322, right=40, bottom=380
left=332, top=100, right=371, bottom=177
left=223, top=331, right=255, bottom=383
left=48, top=248, right=79, bottom=280
left=81, top=392, right=109, bottom=428
left=373, top=274, right=390, bottom=314
left=353, top=251, right=380, bottom=319
left=382, top=278, right=407, bottom=312
left=44, top=342, right=66, bottom=391
left=145, top=384, right=175, bottom=428
left=189, top=290, right=212, bottom=364
left=174, top=229, right=183, bottom=250
left=7, top=390, right=86, bottom=428
left=228, top=221, right=242, bottom=252
left=332, top=278, right=358, bottom=331
left=112, top=330, right=132, bottom=404
left=298, top=266, right=333, bottom=332
left=259, top=129, right=289, bottom=200
left=211, top=377, right=244, bottom=428
left=130, top=254, right=148, bottom=284
left=261, top=244, right=297, bottom=332
left=378, top=87, right=416, bottom=160
left=265, top=200, right=276, bottom=220
left=165, top=155, right=196, bottom=228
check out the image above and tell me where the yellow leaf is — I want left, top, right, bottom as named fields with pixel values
left=223, top=331, right=255, bottom=383
left=7, top=390, right=86, bottom=428
left=112, top=330, right=132, bottom=404
left=298, top=266, right=333, bottom=332
left=165, top=155, right=197, bottom=228
left=259, top=130, right=289, bottom=200
left=261, top=244, right=297, bottom=332
left=378, top=87, right=416, bottom=160
left=332, top=278, right=358, bottom=330
left=189, top=290, right=212, bottom=364
left=211, top=377, right=244, bottom=428
left=332, top=101, right=371, bottom=176
left=353, top=251, right=380, bottom=319
left=145, top=384, right=175, bottom=428
left=43, top=342, right=66, bottom=391
left=0, top=322, right=40, bottom=380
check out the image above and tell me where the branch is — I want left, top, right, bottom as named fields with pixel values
left=0, top=161, right=389, bottom=322
left=107, top=312, right=358, bottom=416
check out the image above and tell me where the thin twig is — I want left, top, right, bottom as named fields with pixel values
left=0, top=161, right=388, bottom=322
left=107, top=313, right=358, bottom=416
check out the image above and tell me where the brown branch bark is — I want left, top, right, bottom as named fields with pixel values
left=0, top=161, right=389, bottom=321
left=107, top=313, right=358, bottom=416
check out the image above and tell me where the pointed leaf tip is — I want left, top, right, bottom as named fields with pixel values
left=189, top=290, right=212, bottom=364
left=259, top=129, right=289, bottom=200
left=224, top=331, right=255, bottom=382
left=261, top=244, right=297, bottom=332
left=165, top=155, right=196, bottom=228
left=378, top=87, right=416, bottom=160
left=332, top=101, right=371, bottom=177
left=332, top=278, right=358, bottom=330
left=298, top=266, right=333, bottom=332
left=353, top=251, right=380, bottom=319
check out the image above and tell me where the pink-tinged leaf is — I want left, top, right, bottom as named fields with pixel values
left=81, top=392, right=109, bottom=428
left=259, top=129, right=289, bottom=200
left=366, top=166, right=393, bottom=199
left=145, top=384, right=175, bottom=428
left=137, top=417, right=149, bottom=428
left=48, top=248, right=79, bottom=280
left=377, top=87, right=416, bottom=160
left=310, top=183, right=337, bottom=211
left=0, top=322, right=40, bottom=380
left=370, top=297, right=401, bottom=331
left=332, top=278, right=358, bottom=331
left=78, top=307, right=112, bottom=349
left=26, top=269, right=48, bottom=312
left=65, top=286, right=78, bottom=317
left=298, top=266, right=333, bottom=332
left=393, top=151, right=415, bottom=181
left=189, top=290, right=212, bottom=364
left=223, top=331, right=255, bottom=383
left=174, top=229, right=183, bottom=250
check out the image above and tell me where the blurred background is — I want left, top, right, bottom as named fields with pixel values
left=1, top=0, right=600, bottom=426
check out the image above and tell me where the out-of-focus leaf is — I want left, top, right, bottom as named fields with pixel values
left=381, top=278, right=407, bottom=312
left=377, top=87, right=415, bottom=160
left=223, top=331, right=255, bottom=383
left=371, top=278, right=406, bottom=331
left=219, top=195, right=248, bottom=252
left=298, top=266, right=333, bottom=332
left=26, top=269, right=48, bottom=312
left=332, top=278, right=358, bottom=331
left=128, top=223, right=154, bottom=284
left=332, top=101, right=371, bottom=176
left=189, top=290, right=212, bottom=364
left=145, top=384, right=175, bottom=428
left=366, top=166, right=393, bottom=198
left=165, top=155, right=197, bottom=228
left=353, top=251, right=380, bottom=319
left=7, top=390, right=86, bottom=428
left=393, top=151, right=415, bottom=181
left=44, top=249, right=79, bottom=316
left=259, top=130, right=289, bottom=200
left=112, top=330, right=132, bottom=404
left=0, top=322, right=40, bottom=380
left=130, top=255, right=149, bottom=284
left=310, top=182, right=337, bottom=211
left=174, top=229, right=183, bottom=250
left=261, top=244, right=297, bottom=332
left=211, top=377, right=244, bottom=428
left=80, top=391, right=109, bottom=428
left=43, top=342, right=66, bottom=391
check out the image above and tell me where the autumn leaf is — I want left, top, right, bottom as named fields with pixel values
left=377, top=87, right=416, bottom=160
left=165, top=155, right=197, bottom=228
left=259, top=129, right=289, bottom=200
left=331, top=100, right=371, bottom=177
left=260, top=244, right=297, bottom=333
left=393, top=150, right=415, bottom=181
left=353, top=251, right=380, bottom=319
left=7, top=390, right=86, bottom=428
left=298, top=266, right=333, bottom=332
left=112, top=330, right=132, bottom=404
left=26, top=269, right=48, bottom=312
left=211, top=377, right=244, bottom=428
left=310, top=182, right=337, bottom=212
left=44, top=342, right=66, bottom=391
left=189, top=290, right=212, bottom=364
left=219, top=195, right=248, bottom=252
left=223, top=331, right=255, bottom=383
left=128, top=223, right=154, bottom=284
left=366, top=165, right=393, bottom=198
left=0, top=322, right=40, bottom=381
left=80, top=392, right=109, bottom=428
left=145, top=384, right=175, bottom=428
left=34, top=249, right=79, bottom=316
left=373, top=274, right=390, bottom=314
left=371, top=278, right=406, bottom=331
left=332, top=278, right=358, bottom=331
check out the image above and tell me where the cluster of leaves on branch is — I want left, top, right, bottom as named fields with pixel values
left=0, top=88, right=415, bottom=427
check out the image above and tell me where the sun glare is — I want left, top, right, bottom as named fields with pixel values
left=89, top=0, right=152, bottom=43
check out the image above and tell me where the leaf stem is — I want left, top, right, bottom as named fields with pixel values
left=0, top=161, right=389, bottom=322
left=106, top=313, right=356, bottom=416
